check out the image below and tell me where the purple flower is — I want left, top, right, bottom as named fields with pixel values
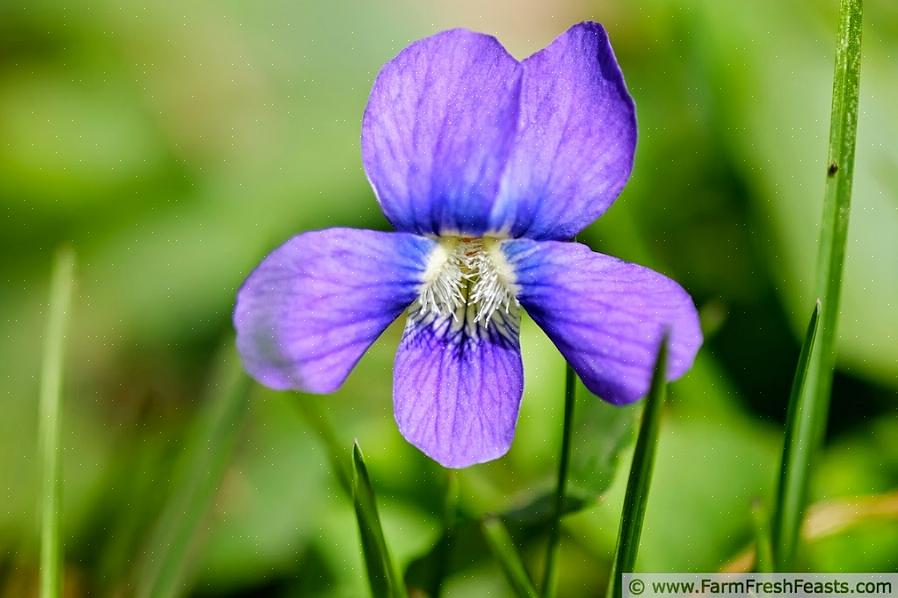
left=234, top=23, right=702, bottom=468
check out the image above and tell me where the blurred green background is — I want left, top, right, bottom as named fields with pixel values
left=2, top=0, right=897, bottom=596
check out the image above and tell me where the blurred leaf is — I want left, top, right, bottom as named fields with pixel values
left=408, top=472, right=459, bottom=598
left=502, top=492, right=593, bottom=525
left=751, top=500, right=773, bottom=573
left=608, top=338, right=668, bottom=598
left=569, top=384, right=639, bottom=498
left=38, top=247, right=75, bottom=598
left=481, top=517, right=538, bottom=598
left=295, top=396, right=352, bottom=494
left=352, top=441, right=407, bottom=598
left=136, top=350, right=252, bottom=598
left=772, top=301, right=821, bottom=570
left=405, top=491, right=590, bottom=595
left=804, top=491, right=898, bottom=571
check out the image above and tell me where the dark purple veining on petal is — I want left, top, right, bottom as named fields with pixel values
left=490, top=22, right=637, bottom=239
left=234, top=228, right=434, bottom=393
left=362, top=29, right=522, bottom=236
left=362, top=22, right=637, bottom=241
left=504, top=238, right=702, bottom=404
left=393, top=307, right=523, bottom=468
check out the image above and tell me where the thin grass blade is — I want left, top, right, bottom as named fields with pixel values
left=541, top=361, right=576, bottom=598
left=482, top=517, right=539, bottom=598
left=38, top=247, right=75, bottom=598
left=606, top=336, right=668, bottom=598
left=136, top=348, right=253, bottom=598
left=352, top=441, right=407, bottom=598
left=771, top=302, right=821, bottom=570
left=772, top=0, right=864, bottom=570
left=751, top=500, right=774, bottom=574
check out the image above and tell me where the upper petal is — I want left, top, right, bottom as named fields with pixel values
left=362, top=29, right=522, bottom=236
left=393, top=307, right=523, bottom=468
left=489, top=22, right=637, bottom=239
left=234, top=228, right=435, bottom=393
left=504, top=239, right=701, bottom=404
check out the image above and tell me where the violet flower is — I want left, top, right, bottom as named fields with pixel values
left=234, top=23, right=702, bottom=468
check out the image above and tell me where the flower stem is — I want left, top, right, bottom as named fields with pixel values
left=432, top=470, right=458, bottom=597
left=771, top=0, right=863, bottom=570
left=541, top=361, right=577, bottom=598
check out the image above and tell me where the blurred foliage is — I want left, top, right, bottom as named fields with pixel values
left=2, top=0, right=897, bottom=596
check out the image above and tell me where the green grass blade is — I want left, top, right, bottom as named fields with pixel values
left=352, top=441, right=407, bottom=598
left=482, top=517, right=539, bottom=598
left=771, top=302, right=821, bottom=570
left=541, top=361, right=576, bottom=598
left=38, top=247, right=75, bottom=598
left=136, top=349, right=252, bottom=598
left=606, top=337, right=668, bottom=598
left=751, top=500, right=774, bottom=574
left=773, top=0, right=864, bottom=570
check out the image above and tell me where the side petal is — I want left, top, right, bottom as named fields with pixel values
left=393, top=308, right=523, bottom=468
left=490, top=22, right=637, bottom=240
left=504, top=239, right=702, bottom=404
left=234, top=228, right=435, bottom=393
left=362, top=29, right=522, bottom=236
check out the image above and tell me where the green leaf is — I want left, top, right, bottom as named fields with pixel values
left=569, top=382, right=640, bottom=498
left=607, top=337, right=668, bottom=598
left=136, top=348, right=252, bottom=598
left=503, top=492, right=593, bottom=525
left=771, top=301, right=821, bottom=569
left=352, top=441, right=407, bottom=598
left=38, top=246, right=75, bottom=598
left=482, top=517, right=539, bottom=598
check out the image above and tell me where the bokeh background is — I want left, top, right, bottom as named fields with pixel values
left=2, top=0, right=898, bottom=596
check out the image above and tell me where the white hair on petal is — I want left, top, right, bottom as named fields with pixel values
left=417, top=237, right=519, bottom=327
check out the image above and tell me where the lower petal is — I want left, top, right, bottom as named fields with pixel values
left=234, top=228, right=435, bottom=393
left=504, top=239, right=702, bottom=404
left=393, top=307, right=523, bottom=468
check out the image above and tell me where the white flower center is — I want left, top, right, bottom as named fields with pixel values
left=417, top=236, right=520, bottom=328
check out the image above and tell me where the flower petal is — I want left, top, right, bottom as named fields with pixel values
left=234, top=228, right=435, bottom=393
left=393, top=308, right=523, bottom=468
left=504, top=239, right=702, bottom=404
left=362, top=29, right=522, bottom=236
left=489, top=22, right=637, bottom=240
